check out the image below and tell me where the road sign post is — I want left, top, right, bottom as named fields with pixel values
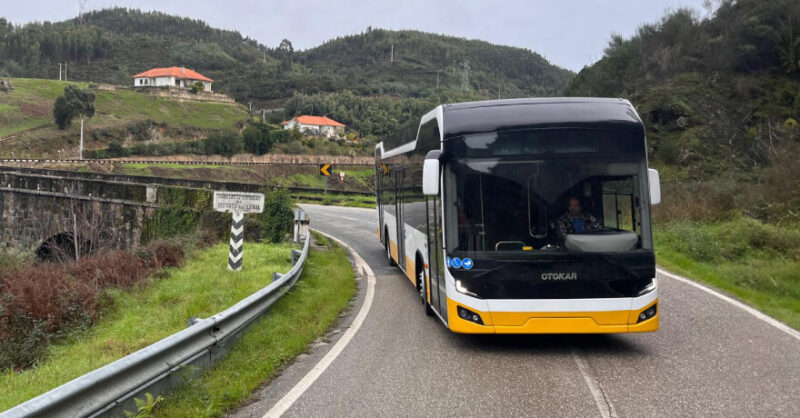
left=213, top=191, right=265, bottom=271
left=320, top=163, right=332, bottom=195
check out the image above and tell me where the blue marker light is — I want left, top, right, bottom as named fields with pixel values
left=451, top=257, right=462, bottom=268
left=462, top=258, right=473, bottom=269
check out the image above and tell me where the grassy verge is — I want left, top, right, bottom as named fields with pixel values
left=152, top=233, right=356, bottom=417
left=0, top=241, right=294, bottom=411
left=292, top=192, right=375, bottom=208
left=654, top=215, right=800, bottom=330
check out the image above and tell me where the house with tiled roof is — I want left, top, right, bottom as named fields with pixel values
left=132, top=67, right=213, bottom=92
left=282, top=115, right=346, bottom=138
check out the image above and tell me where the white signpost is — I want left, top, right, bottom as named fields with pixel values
left=213, top=191, right=265, bottom=271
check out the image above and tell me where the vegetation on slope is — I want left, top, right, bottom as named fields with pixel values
left=0, top=240, right=295, bottom=411
left=153, top=233, right=356, bottom=417
left=0, top=8, right=571, bottom=135
left=566, top=0, right=800, bottom=326
left=0, top=78, right=248, bottom=158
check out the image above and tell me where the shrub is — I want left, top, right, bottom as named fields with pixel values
left=205, top=129, right=243, bottom=157
left=107, top=141, right=129, bottom=158
left=0, top=241, right=185, bottom=370
left=256, top=188, right=294, bottom=243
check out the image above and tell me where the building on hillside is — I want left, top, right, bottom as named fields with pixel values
left=282, top=115, right=346, bottom=139
left=132, top=67, right=213, bottom=91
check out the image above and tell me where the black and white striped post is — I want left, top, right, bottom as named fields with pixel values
left=228, top=212, right=245, bottom=271
left=213, top=191, right=265, bottom=272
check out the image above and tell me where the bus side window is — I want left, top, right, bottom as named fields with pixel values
left=601, top=178, right=636, bottom=232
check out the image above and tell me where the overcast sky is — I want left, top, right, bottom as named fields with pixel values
left=3, top=0, right=714, bottom=72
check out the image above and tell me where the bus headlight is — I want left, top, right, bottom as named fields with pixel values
left=637, top=278, right=657, bottom=296
left=637, top=304, right=657, bottom=323
left=457, top=306, right=484, bottom=325
left=455, top=280, right=478, bottom=298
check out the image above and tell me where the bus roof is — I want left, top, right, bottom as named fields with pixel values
left=440, top=97, right=644, bottom=138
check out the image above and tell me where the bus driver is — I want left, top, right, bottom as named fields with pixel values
left=557, top=197, right=600, bottom=244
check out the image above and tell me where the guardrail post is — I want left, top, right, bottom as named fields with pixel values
left=293, top=209, right=300, bottom=243
left=291, top=249, right=302, bottom=264
left=299, top=210, right=310, bottom=242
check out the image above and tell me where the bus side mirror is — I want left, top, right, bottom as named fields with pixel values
left=648, top=168, right=661, bottom=205
left=422, top=150, right=442, bottom=196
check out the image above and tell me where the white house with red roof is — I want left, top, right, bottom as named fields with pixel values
left=282, top=115, right=346, bottom=138
left=132, top=67, right=213, bottom=91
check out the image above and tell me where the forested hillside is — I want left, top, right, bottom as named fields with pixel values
left=0, top=8, right=571, bottom=121
left=566, top=0, right=800, bottom=183
left=566, top=0, right=800, bottom=328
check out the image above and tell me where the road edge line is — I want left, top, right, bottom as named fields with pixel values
left=570, top=347, right=619, bottom=418
left=263, top=229, right=377, bottom=418
left=657, top=267, right=800, bottom=342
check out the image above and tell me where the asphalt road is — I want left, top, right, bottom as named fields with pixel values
left=234, top=204, right=800, bottom=418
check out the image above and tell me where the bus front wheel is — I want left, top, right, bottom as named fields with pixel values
left=418, top=266, right=433, bottom=316
left=384, top=231, right=396, bottom=266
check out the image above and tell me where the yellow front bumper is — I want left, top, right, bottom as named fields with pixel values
left=446, top=297, right=659, bottom=334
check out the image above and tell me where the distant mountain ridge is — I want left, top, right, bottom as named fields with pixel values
left=0, top=8, right=573, bottom=106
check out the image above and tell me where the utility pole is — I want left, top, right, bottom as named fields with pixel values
left=59, top=63, right=62, bottom=81
left=461, top=60, right=470, bottom=92
left=79, top=118, right=84, bottom=160
left=390, top=44, right=394, bottom=63
left=436, top=70, right=440, bottom=88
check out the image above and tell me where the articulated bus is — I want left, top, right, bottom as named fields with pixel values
left=374, top=98, right=662, bottom=334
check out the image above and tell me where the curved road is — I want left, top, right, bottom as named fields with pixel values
left=234, top=204, right=800, bottom=417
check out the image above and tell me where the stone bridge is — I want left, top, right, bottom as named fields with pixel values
left=0, top=167, right=248, bottom=258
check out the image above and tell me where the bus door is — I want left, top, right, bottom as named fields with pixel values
left=427, top=194, right=447, bottom=319
left=375, top=149, right=383, bottom=240
left=395, top=168, right=406, bottom=269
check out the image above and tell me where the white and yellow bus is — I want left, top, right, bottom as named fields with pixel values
left=375, top=98, right=662, bottom=334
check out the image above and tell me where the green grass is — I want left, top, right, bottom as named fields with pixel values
left=0, top=241, right=294, bottom=411
left=292, top=192, right=376, bottom=208
left=0, top=78, right=247, bottom=158
left=152, top=233, right=356, bottom=417
left=654, top=215, right=800, bottom=330
left=269, top=167, right=374, bottom=192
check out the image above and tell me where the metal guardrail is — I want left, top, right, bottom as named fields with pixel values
left=1, top=214, right=312, bottom=418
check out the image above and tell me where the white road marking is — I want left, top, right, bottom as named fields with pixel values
left=263, top=229, right=376, bottom=418
left=657, top=268, right=800, bottom=342
left=314, top=212, right=370, bottom=225
left=571, top=348, right=619, bottom=418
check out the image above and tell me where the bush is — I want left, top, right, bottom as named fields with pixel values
left=0, top=241, right=185, bottom=369
left=107, top=141, right=129, bottom=158
left=256, top=188, right=294, bottom=243
left=242, top=125, right=273, bottom=155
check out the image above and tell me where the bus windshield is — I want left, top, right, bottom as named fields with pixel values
left=443, top=128, right=650, bottom=256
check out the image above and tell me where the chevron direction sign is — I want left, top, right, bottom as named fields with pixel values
left=213, top=192, right=265, bottom=271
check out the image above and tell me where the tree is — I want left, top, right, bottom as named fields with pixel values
left=189, top=81, right=205, bottom=94
left=242, top=125, right=273, bottom=155
left=53, top=85, right=95, bottom=130
left=277, top=38, right=294, bottom=72
left=205, top=129, right=243, bottom=157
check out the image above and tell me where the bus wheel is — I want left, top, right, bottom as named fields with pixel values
left=385, top=232, right=396, bottom=266
left=418, top=268, right=433, bottom=316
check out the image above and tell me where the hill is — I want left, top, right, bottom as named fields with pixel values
left=0, top=8, right=572, bottom=111
left=565, top=0, right=800, bottom=329
left=565, top=0, right=800, bottom=184
left=0, top=78, right=248, bottom=158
